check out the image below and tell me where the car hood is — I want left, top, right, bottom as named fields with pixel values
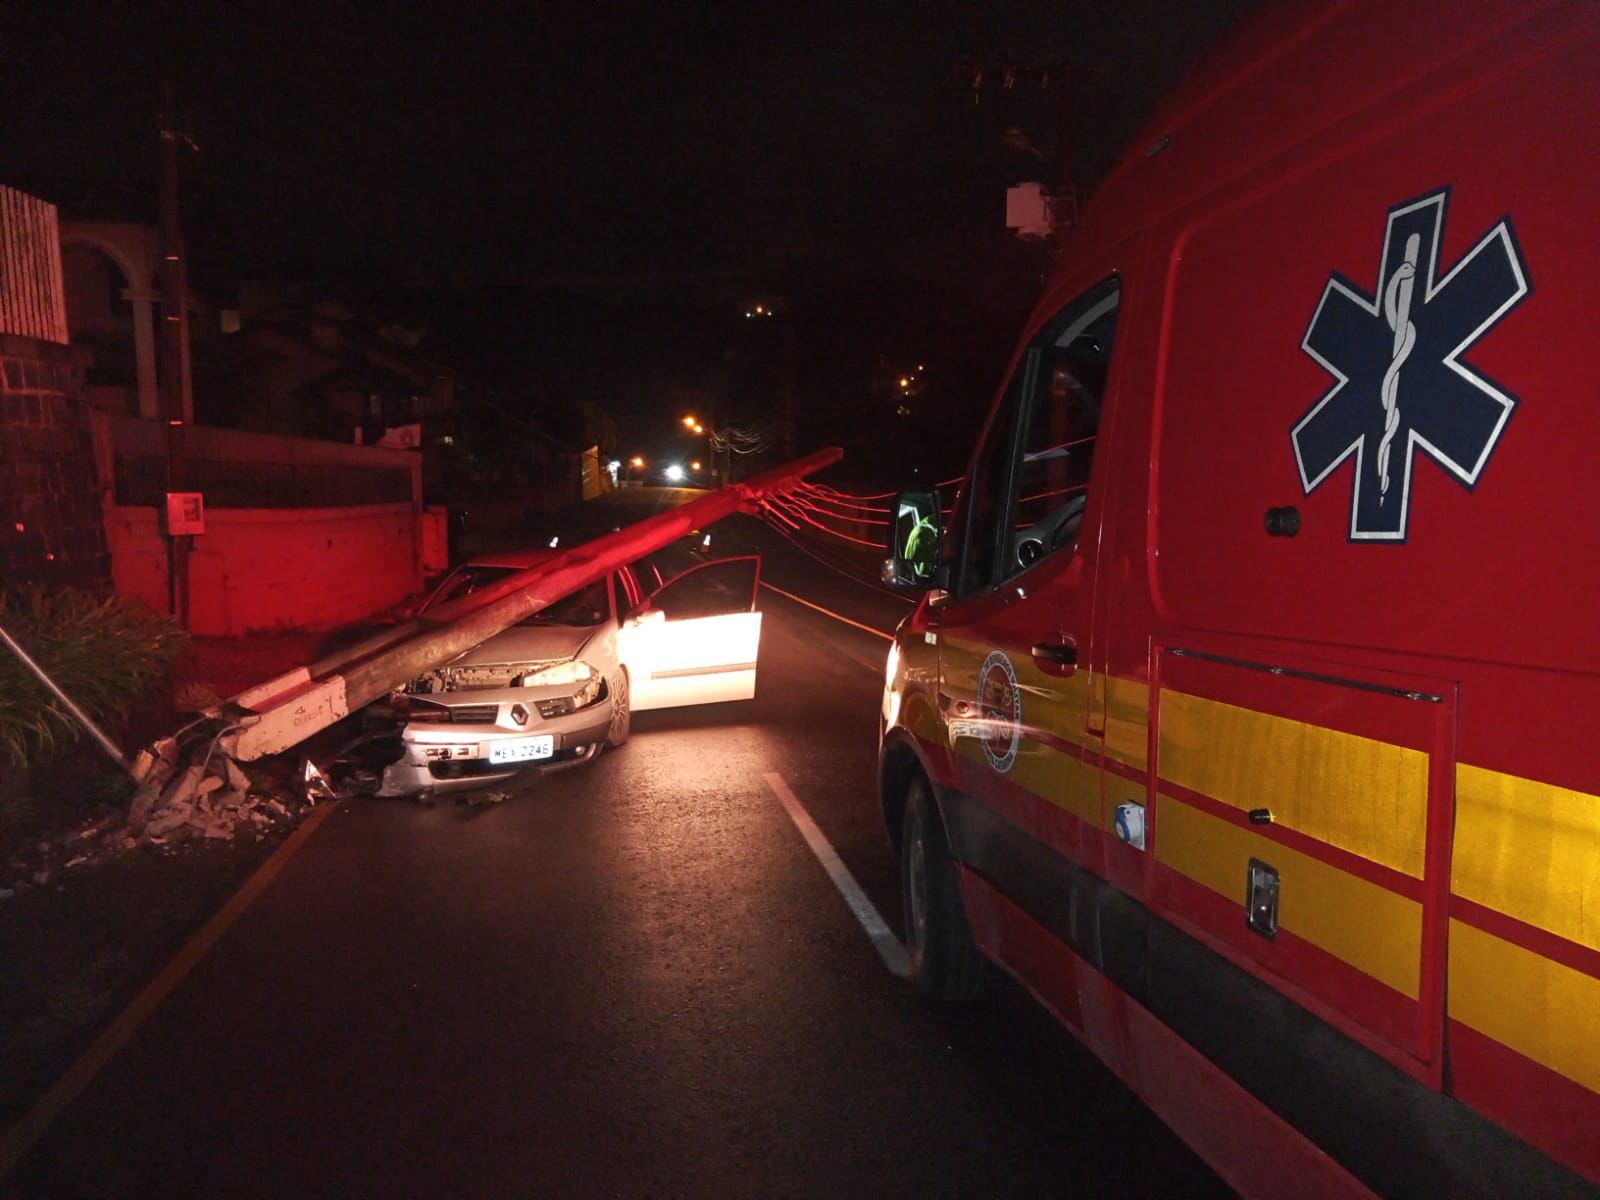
left=449, top=623, right=596, bottom=667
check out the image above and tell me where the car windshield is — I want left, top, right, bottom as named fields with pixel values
left=421, top=565, right=520, bottom=612
left=423, top=565, right=609, bottom=627
left=518, top=577, right=610, bottom=628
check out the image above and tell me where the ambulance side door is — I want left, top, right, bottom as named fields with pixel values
left=934, top=276, right=1124, bottom=879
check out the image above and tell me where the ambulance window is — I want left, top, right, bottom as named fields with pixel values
left=951, top=278, right=1119, bottom=598
left=951, top=385, right=1025, bottom=597
left=1004, top=279, right=1119, bottom=580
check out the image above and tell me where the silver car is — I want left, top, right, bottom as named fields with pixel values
left=378, top=549, right=762, bottom=797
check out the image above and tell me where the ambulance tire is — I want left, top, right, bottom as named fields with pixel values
left=605, top=668, right=631, bottom=748
left=902, top=778, right=986, bottom=1007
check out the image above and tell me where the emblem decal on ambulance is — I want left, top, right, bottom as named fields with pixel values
left=1291, top=188, right=1530, bottom=540
left=977, top=650, right=1022, bottom=774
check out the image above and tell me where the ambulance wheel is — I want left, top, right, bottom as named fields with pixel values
left=605, top=669, right=631, bottom=748
left=902, top=778, right=986, bottom=1007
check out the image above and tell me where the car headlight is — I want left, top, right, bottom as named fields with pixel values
left=517, top=659, right=604, bottom=709
left=517, top=659, right=593, bottom=688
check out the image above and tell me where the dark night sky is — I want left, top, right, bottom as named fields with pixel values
left=3, top=1, right=1253, bottom=475
left=4, top=2, right=1252, bottom=286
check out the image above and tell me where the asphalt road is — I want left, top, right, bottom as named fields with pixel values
left=7, top=506, right=1228, bottom=1198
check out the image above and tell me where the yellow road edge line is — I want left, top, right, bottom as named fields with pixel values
left=0, top=800, right=342, bottom=1182
left=759, top=580, right=894, bottom=642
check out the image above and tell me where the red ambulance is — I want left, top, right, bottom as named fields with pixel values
left=878, top=3, right=1600, bottom=1196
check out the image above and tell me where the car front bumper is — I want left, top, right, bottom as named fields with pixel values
left=378, top=712, right=612, bottom=797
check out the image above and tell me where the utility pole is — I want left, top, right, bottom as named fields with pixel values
left=959, top=59, right=1109, bottom=232
left=780, top=317, right=796, bottom=460
left=159, top=81, right=194, bottom=627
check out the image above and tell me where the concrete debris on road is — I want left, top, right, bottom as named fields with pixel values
left=301, top=760, right=337, bottom=804
left=2, top=734, right=325, bottom=893
left=135, top=754, right=315, bottom=849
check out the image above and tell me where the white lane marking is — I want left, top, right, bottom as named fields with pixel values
left=764, top=771, right=910, bottom=979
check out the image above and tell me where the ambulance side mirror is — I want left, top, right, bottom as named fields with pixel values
left=883, top=489, right=943, bottom=590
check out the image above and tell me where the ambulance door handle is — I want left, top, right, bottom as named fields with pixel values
left=1031, top=636, right=1077, bottom=676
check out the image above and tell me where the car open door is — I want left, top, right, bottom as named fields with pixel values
left=617, top=556, right=762, bottom=711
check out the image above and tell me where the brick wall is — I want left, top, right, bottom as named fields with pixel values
left=0, top=334, right=109, bottom=590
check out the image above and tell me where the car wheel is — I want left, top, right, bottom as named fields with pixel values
left=902, top=777, right=986, bottom=1006
left=604, top=667, right=631, bottom=748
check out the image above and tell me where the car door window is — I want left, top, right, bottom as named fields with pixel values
left=956, top=278, right=1120, bottom=596
left=616, top=566, right=642, bottom=611
left=629, top=558, right=664, bottom=593
left=646, top=557, right=759, bottom=621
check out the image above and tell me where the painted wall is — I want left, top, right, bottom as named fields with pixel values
left=107, top=503, right=422, bottom=635
left=108, top=414, right=420, bottom=508
left=420, top=506, right=450, bottom=577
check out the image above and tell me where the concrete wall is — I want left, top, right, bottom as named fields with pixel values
left=420, top=506, right=450, bottom=577
left=109, top=415, right=421, bottom=508
left=0, top=334, right=111, bottom=589
left=106, top=503, right=423, bottom=635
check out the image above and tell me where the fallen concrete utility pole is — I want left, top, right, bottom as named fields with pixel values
left=213, top=446, right=843, bottom=762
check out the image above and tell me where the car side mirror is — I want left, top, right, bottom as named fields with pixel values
left=884, top=489, right=943, bottom=590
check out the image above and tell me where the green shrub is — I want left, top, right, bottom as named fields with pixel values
left=0, top=586, right=188, bottom=776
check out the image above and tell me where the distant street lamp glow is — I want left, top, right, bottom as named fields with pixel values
left=692, top=422, right=704, bottom=433
left=630, top=455, right=645, bottom=468
left=665, top=464, right=685, bottom=482
left=682, top=415, right=697, bottom=428
left=691, top=460, right=702, bottom=471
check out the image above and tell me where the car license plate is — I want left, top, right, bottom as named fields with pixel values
left=489, top=735, right=555, bottom=765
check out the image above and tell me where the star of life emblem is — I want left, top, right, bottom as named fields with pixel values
left=1292, top=189, right=1530, bottom=540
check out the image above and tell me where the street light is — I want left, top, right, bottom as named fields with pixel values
left=682, top=415, right=697, bottom=429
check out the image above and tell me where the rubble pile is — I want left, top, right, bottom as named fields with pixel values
left=0, top=732, right=324, bottom=899
left=127, top=734, right=325, bottom=848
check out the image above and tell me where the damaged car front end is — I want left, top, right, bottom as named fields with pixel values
left=376, top=566, right=630, bottom=798
left=370, top=549, right=763, bottom=800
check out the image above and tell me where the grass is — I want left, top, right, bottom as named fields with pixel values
left=0, top=586, right=187, bottom=842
